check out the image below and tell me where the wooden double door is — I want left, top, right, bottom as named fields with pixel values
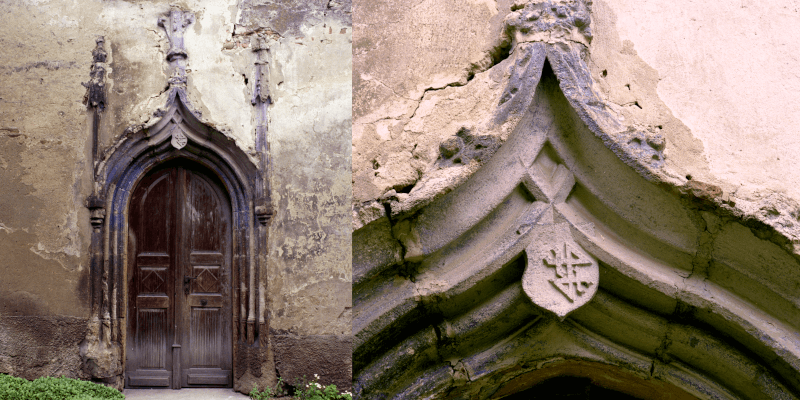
left=126, top=161, right=233, bottom=388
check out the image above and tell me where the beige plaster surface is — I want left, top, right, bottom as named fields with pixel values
left=602, top=0, right=800, bottom=203
left=586, top=0, right=800, bottom=246
left=265, top=18, right=352, bottom=337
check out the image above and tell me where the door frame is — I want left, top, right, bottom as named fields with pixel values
left=85, top=90, right=272, bottom=388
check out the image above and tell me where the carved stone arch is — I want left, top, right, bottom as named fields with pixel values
left=83, top=88, right=271, bottom=388
left=353, top=3, right=800, bottom=398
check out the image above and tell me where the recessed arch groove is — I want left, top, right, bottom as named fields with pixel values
left=353, top=38, right=800, bottom=400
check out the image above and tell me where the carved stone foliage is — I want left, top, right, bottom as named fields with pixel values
left=504, top=0, right=593, bottom=46
left=82, top=37, right=107, bottom=111
left=158, top=8, right=194, bottom=85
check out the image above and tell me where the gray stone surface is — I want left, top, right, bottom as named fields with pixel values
left=272, top=334, right=353, bottom=392
left=0, top=316, right=89, bottom=381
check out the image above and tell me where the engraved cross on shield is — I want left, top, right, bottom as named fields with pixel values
left=523, top=222, right=598, bottom=318
left=171, top=127, right=188, bottom=149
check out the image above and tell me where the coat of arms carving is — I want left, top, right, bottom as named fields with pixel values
left=523, top=222, right=598, bottom=318
left=171, top=128, right=188, bottom=149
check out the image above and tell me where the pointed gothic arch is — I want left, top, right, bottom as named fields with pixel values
left=78, top=8, right=276, bottom=389
left=82, top=88, right=272, bottom=388
left=352, top=3, right=800, bottom=398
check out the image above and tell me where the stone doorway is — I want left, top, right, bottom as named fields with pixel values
left=125, top=160, right=233, bottom=388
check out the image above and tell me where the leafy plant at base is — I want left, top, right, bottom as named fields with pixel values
left=292, top=375, right=352, bottom=400
left=249, top=376, right=289, bottom=400
left=249, top=374, right=351, bottom=400
left=0, top=374, right=123, bottom=400
left=248, top=384, right=274, bottom=400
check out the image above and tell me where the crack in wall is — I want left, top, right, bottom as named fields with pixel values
left=407, top=81, right=468, bottom=122
left=687, top=211, right=722, bottom=280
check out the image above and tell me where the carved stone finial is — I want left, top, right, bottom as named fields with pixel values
left=158, top=9, right=194, bottom=62
left=82, top=36, right=107, bottom=111
left=158, top=9, right=194, bottom=86
left=504, top=0, right=592, bottom=47
left=251, top=35, right=271, bottom=105
left=252, top=35, right=268, bottom=52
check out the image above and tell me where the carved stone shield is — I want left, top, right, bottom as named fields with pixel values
left=523, top=222, right=598, bottom=318
left=171, top=128, right=188, bottom=149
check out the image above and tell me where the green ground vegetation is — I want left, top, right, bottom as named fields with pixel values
left=249, top=375, right=352, bottom=400
left=0, top=374, right=124, bottom=400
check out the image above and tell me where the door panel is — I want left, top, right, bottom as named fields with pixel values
left=127, top=170, right=175, bottom=387
left=180, top=171, right=232, bottom=385
left=126, top=162, right=231, bottom=388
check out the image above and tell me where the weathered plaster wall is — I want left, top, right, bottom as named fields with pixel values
left=0, top=0, right=351, bottom=391
left=597, top=0, right=800, bottom=208
left=353, top=0, right=800, bottom=247
left=0, top=0, right=97, bottom=380
left=244, top=0, right=353, bottom=389
left=588, top=0, right=800, bottom=245
left=353, top=0, right=513, bottom=227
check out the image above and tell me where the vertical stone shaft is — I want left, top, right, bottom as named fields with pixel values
left=252, top=36, right=273, bottom=347
left=247, top=211, right=256, bottom=345
left=84, top=36, right=107, bottom=319
left=239, top=238, right=247, bottom=343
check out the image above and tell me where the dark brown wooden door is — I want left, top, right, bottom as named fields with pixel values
left=126, top=161, right=232, bottom=388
